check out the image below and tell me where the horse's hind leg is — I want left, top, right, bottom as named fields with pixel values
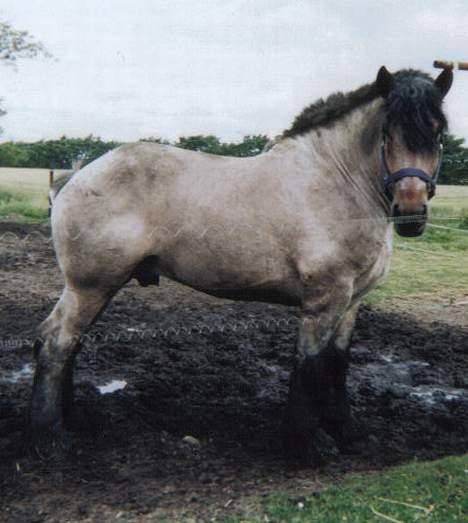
left=30, top=284, right=114, bottom=455
left=282, top=276, right=354, bottom=465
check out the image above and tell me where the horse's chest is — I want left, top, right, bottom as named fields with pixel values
left=354, top=230, right=393, bottom=297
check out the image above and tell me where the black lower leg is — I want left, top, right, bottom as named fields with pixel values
left=320, top=346, right=352, bottom=446
left=62, top=359, right=75, bottom=424
left=282, top=351, right=338, bottom=464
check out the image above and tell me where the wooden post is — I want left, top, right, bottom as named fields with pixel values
left=49, top=170, right=54, bottom=188
left=433, top=60, right=454, bottom=70
left=434, top=60, right=468, bottom=71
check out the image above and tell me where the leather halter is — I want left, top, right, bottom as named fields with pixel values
left=380, top=140, right=443, bottom=201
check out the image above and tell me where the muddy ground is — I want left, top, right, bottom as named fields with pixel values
left=0, top=223, right=467, bottom=522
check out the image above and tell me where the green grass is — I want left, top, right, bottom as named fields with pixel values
left=430, top=185, right=468, bottom=215
left=0, top=167, right=67, bottom=222
left=218, top=455, right=467, bottom=523
left=367, top=191, right=468, bottom=305
left=0, top=187, right=49, bottom=222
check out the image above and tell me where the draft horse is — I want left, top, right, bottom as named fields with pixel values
left=31, top=66, right=452, bottom=462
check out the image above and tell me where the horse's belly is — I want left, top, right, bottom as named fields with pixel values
left=156, top=247, right=302, bottom=306
left=188, top=284, right=302, bottom=306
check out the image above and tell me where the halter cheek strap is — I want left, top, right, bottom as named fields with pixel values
left=381, top=142, right=443, bottom=201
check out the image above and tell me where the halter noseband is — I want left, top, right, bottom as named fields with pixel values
left=380, top=140, right=443, bottom=201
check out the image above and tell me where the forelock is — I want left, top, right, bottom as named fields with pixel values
left=383, top=70, right=447, bottom=152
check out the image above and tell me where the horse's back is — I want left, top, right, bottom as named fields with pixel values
left=49, top=143, right=282, bottom=288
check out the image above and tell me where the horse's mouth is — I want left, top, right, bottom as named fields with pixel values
left=393, top=205, right=427, bottom=237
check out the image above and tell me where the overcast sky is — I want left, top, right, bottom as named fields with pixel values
left=1, top=0, right=467, bottom=143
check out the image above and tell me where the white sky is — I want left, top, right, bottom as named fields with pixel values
left=1, top=0, right=468, bottom=143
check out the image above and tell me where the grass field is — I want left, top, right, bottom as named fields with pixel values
left=218, top=455, right=468, bottom=523
left=430, top=185, right=468, bottom=215
left=0, top=167, right=67, bottom=221
left=367, top=185, right=468, bottom=305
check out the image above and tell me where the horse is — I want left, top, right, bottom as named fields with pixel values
left=30, top=66, right=453, bottom=463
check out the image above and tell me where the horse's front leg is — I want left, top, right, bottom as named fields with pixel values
left=282, top=277, right=354, bottom=465
left=320, top=303, right=360, bottom=451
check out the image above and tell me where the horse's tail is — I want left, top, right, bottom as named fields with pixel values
left=48, top=159, right=84, bottom=211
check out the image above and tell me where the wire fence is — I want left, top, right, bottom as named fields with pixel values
left=0, top=314, right=300, bottom=354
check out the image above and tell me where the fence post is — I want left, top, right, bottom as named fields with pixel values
left=48, top=170, right=54, bottom=221
left=433, top=60, right=468, bottom=71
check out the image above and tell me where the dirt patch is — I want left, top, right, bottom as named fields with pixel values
left=0, top=223, right=467, bottom=522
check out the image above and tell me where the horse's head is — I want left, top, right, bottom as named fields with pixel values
left=375, top=66, right=452, bottom=237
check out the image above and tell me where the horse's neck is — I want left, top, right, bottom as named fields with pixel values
left=287, top=100, right=387, bottom=213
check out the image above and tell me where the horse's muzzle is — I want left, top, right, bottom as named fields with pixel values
left=392, top=204, right=428, bottom=237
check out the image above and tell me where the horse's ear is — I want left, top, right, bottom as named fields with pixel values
left=375, top=66, right=395, bottom=98
left=434, top=68, right=453, bottom=98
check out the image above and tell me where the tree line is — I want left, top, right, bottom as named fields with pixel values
left=0, top=133, right=467, bottom=184
left=0, top=134, right=270, bottom=168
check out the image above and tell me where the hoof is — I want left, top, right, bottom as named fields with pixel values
left=282, top=420, right=339, bottom=466
left=323, top=417, right=363, bottom=454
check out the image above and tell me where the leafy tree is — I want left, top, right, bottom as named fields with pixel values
left=439, top=134, right=468, bottom=185
left=175, top=134, right=269, bottom=157
left=139, top=136, right=170, bottom=145
left=0, top=134, right=272, bottom=168
left=0, top=136, right=120, bottom=169
left=220, top=134, right=269, bottom=157
left=0, top=21, right=51, bottom=135
left=175, top=135, right=223, bottom=154
left=0, top=21, right=50, bottom=66
left=0, top=141, right=28, bottom=166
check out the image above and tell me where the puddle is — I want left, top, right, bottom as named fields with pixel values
left=410, top=386, right=466, bottom=405
left=0, top=363, right=34, bottom=384
left=97, top=380, right=127, bottom=395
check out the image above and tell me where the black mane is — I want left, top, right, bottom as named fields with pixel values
left=384, top=69, right=447, bottom=152
left=282, top=69, right=447, bottom=151
left=282, top=82, right=379, bottom=138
